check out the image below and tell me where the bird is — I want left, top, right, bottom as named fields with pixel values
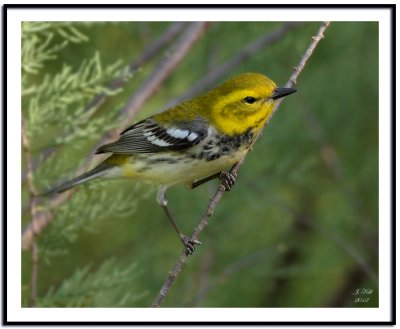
left=50, top=72, right=296, bottom=255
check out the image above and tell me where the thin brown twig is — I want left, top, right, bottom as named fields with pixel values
left=21, top=22, right=208, bottom=251
left=84, top=22, right=188, bottom=113
left=164, top=22, right=302, bottom=109
left=120, top=22, right=208, bottom=123
left=151, top=21, right=331, bottom=308
left=21, top=119, right=39, bottom=306
left=268, top=22, right=331, bottom=122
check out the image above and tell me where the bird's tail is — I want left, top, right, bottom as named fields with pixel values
left=44, top=162, right=113, bottom=195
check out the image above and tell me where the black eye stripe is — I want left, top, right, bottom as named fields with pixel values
left=244, top=96, right=257, bottom=104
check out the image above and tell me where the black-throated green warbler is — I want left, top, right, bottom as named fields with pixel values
left=52, top=72, right=296, bottom=254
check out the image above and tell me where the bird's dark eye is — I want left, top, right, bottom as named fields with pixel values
left=243, top=96, right=257, bottom=104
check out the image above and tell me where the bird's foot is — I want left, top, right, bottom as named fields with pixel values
left=179, top=233, right=202, bottom=255
left=220, top=171, right=237, bottom=191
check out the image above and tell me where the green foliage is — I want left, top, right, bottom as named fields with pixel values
left=37, top=258, right=147, bottom=307
left=21, top=22, right=142, bottom=307
left=22, top=22, right=379, bottom=308
left=22, top=22, right=88, bottom=75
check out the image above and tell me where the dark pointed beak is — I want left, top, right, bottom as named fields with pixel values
left=271, top=87, right=297, bottom=100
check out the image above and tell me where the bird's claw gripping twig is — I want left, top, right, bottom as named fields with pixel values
left=220, top=171, right=237, bottom=191
left=179, top=233, right=202, bottom=255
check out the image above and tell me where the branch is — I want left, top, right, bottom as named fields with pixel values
left=21, top=119, right=39, bottom=306
left=84, top=22, right=188, bottom=112
left=151, top=21, right=331, bottom=308
left=120, top=22, right=208, bottom=123
left=21, top=22, right=208, bottom=251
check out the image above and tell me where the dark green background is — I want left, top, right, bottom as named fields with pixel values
left=22, top=21, right=379, bottom=307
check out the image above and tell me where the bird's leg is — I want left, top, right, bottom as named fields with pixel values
left=191, top=165, right=238, bottom=191
left=156, top=187, right=201, bottom=255
left=191, top=172, right=220, bottom=189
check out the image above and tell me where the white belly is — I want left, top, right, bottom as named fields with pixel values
left=116, top=147, right=248, bottom=187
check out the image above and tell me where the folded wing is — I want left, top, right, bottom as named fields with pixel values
left=96, top=117, right=209, bottom=154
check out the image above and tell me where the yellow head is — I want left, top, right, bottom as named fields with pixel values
left=203, top=72, right=296, bottom=135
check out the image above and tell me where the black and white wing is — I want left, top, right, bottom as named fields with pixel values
left=96, top=117, right=209, bottom=154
